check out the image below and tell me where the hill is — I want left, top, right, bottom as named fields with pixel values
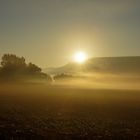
left=44, top=56, right=140, bottom=76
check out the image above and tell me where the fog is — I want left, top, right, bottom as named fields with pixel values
left=52, top=73, right=140, bottom=90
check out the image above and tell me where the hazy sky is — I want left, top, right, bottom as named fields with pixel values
left=0, top=0, right=140, bottom=67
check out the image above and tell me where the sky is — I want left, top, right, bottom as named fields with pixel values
left=0, top=0, right=140, bottom=68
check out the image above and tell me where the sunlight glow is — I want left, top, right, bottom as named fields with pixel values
left=73, top=51, right=87, bottom=64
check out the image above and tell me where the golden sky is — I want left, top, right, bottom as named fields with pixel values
left=0, top=0, right=140, bottom=67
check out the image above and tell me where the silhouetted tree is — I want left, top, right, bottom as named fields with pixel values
left=27, top=63, right=41, bottom=74
left=54, top=73, right=73, bottom=80
left=1, top=54, right=26, bottom=68
left=0, top=54, right=26, bottom=76
left=0, top=54, right=52, bottom=82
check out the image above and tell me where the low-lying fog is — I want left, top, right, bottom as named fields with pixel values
left=52, top=73, right=140, bottom=90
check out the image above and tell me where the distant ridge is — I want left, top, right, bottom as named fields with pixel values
left=44, top=56, right=140, bottom=75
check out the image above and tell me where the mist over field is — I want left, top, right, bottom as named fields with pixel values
left=52, top=74, right=140, bottom=91
left=0, top=0, right=140, bottom=139
left=44, top=56, right=140, bottom=90
left=0, top=54, right=140, bottom=140
left=0, top=55, right=139, bottom=139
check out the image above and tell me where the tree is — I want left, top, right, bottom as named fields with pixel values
left=27, top=63, right=41, bottom=74
left=1, top=54, right=26, bottom=68
left=0, top=54, right=26, bottom=76
left=54, top=73, right=73, bottom=80
left=0, top=54, right=52, bottom=82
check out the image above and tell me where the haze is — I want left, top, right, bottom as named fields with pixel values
left=0, top=0, right=140, bottom=67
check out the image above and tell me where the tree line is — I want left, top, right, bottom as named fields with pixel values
left=0, top=54, right=51, bottom=82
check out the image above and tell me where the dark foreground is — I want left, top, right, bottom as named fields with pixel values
left=0, top=84, right=140, bottom=140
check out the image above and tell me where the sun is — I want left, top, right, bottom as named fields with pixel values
left=73, top=51, right=87, bottom=64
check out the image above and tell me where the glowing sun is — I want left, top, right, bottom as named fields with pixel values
left=73, top=51, right=87, bottom=64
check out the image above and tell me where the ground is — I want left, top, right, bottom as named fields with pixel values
left=0, top=84, right=140, bottom=139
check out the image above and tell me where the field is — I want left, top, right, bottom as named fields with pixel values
left=0, top=84, right=140, bottom=139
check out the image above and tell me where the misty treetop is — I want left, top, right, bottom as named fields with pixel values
left=0, top=54, right=51, bottom=82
